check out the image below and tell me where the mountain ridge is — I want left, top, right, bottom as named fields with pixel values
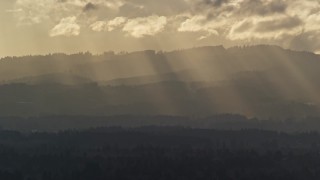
left=0, top=45, right=319, bottom=119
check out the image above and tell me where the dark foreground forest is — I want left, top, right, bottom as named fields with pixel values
left=1, top=126, right=320, bottom=180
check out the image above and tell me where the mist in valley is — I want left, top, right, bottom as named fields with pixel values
left=0, top=45, right=319, bottom=122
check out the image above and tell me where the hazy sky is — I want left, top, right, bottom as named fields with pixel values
left=0, top=0, right=319, bottom=56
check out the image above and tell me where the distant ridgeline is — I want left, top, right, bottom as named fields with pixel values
left=1, top=115, right=320, bottom=132
left=0, top=45, right=320, bottom=119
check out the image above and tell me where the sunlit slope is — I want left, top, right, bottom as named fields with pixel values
left=0, top=45, right=319, bottom=118
left=1, top=45, right=319, bottom=84
left=1, top=45, right=319, bottom=83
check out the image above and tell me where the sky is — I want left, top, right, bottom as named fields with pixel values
left=0, top=0, right=319, bottom=56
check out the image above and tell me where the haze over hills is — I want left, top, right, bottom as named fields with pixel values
left=0, top=45, right=319, bottom=119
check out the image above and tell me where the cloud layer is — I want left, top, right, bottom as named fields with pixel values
left=6, top=0, right=320, bottom=53
left=49, top=16, right=80, bottom=37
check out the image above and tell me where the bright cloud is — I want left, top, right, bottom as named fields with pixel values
left=178, top=15, right=219, bottom=39
left=49, top=16, right=80, bottom=37
left=90, top=21, right=107, bottom=32
left=107, top=17, right=128, bottom=31
left=122, top=15, right=167, bottom=38
left=90, top=17, right=127, bottom=32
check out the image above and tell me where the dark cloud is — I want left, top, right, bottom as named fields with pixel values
left=228, top=15, right=303, bottom=42
left=121, top=0, right=189, bottom=16
left=118, top=3, right=148, bottom=18
left=256, top=16, right=302, bottom=32
left=191, top=0, right=230, bottom=13
left=201, top=0, right=229, bottom=7
left=237, top=0, right=287, bottom=16
left=83, top=2, right=98, bottom=12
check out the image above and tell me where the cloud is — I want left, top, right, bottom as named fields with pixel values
left=122, top=15, right=167, bottom=38
left=90, top=17, right=127, bottom=32
left=60, top=0, right=124, bottom=10
left=228, top=15, right=303, bottom=40
left=8, top=0, right=320, bottom=53
left=178, top=15, right=219, bottom=39
left=14, top=0, right=56, bottom=24
left=90, top=15, right=167, bottom=38
left=203, top=0, right=229, bottom=7
left=83, top=2, right=98, bottom=12
left=107, top=17, right=128, bottom=31
left=190, top=0, right=230, bottom=8
left=5, top=9, right=23, bottom=13
left=234, top=0, right=288, bottom=16
left=49, top=16, right=80, bottom=37
left=90, top=21, right=107, bottom=32
left=255, top=16, right=302, bottom=32
left=304, top=13, right=320, bottom=31
left=13, top=0, right=125, bottom=25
